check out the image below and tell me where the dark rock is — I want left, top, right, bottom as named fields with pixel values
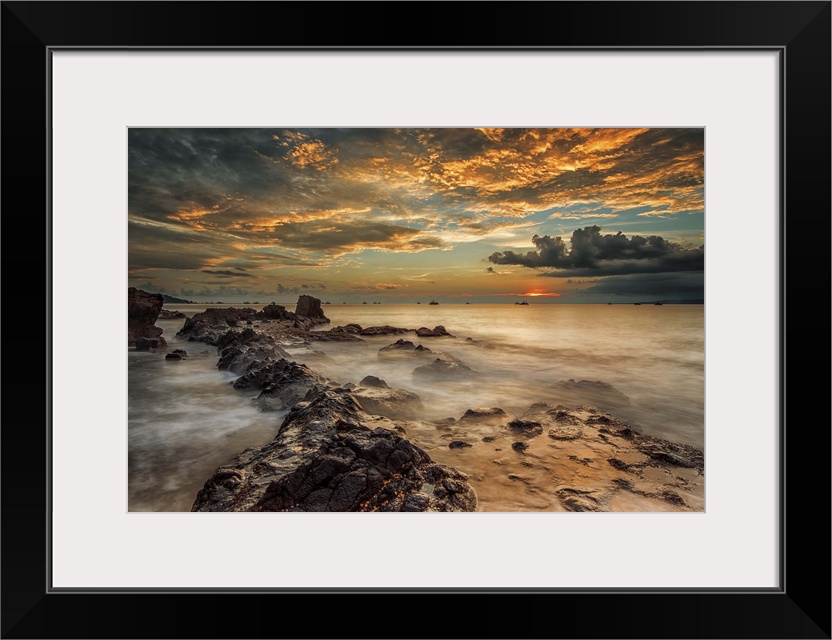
left=657, top=489, right=686, bottom=506
left=607, top=458, right=632, bottom=472
left=511, top=441, right=529, bottom=453
left=378, top=340, right=435, bottom=361
left=135, top=336, right=166, bottom=350
left=358, top=375, right=388, bottom=388
left=172, top=349, right=187, bottom=356
left=177, top=307, right=259, bottom=344
left=507, top=419, right=543, bottom=436
left=636, top=440, right=704, bottom=471
left=256, top=303, right=293, bottom=322
left=217, top=339, right=291, bottom=376
left=380, top=339, right=415, bottom=350
left=192, top=388, right=477, bottom=512
left=158, top=309, right=186, bottom=320
left=307, top=332, right=365, bottom=343
left=547, top=426, right=583, bottom=440
left=557, top=488, right=605, bottom=512
left=359, top=325, right=412, bottom=336
left=413, top=358, right=476, bottom=381
left=128, top=288, right=165, bottom=346
left=351, top=380, right=424, bottom=421
left=246, top=359, right=328, bottom=410
left=165, top=352, right=183, bottom=361
left=295, top=295, right=329, bottom=324
left=562, top=496, right=596, bottom=511
left=458, top=407, right=508, bottom=425
left=448, top=440, right=473, bottom=449
left=415, top=325, right=453, bottom=337
left=482, top=436, right=496, bottom=443
left=331, top=323, right=364, bottom=334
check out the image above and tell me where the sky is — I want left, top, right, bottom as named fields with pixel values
left=128, top=128, right=704, bottom=304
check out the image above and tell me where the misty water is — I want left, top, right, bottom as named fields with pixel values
left=128, top=303, right=704, bottom=511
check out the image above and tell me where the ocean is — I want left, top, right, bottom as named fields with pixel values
left=128, top=303, right=704, bottom=511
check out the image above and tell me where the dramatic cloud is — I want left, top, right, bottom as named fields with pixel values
left=571, top=272, right=705, bottom=299
left=201, top=270, right=255, bottom=278
left=128, top=128, right=704, bottom=301
left=488, top=226, right=704, bottom=276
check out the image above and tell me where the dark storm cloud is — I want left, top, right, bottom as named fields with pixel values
left=488, top=226, right=704, bottom=276
left=201, top=270, right=255, bottom=278
left=573, top=272, right=704, bottom=298
left=266, top=220, right=444, bottom=255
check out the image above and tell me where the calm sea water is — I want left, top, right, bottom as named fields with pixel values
left=129, top=303, right=704, bottom=511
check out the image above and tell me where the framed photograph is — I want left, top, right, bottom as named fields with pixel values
left=4, top=1, right=829, bottom=638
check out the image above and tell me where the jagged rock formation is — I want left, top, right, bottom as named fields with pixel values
left=192, top=388, right=477, bottom=512
left=177, top=297, right=331, bottom=345
left=294, top=295, right=329, bottom=323
left=128, top=287, right=166, bottom=348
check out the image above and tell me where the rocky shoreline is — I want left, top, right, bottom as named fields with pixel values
left=129, top=289, right=704, bottom=512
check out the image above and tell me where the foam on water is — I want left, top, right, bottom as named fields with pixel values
left=128, top=304, right=704, bottom=511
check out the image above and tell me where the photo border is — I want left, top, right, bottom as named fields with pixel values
left=3, top=2, right=829, bottom=638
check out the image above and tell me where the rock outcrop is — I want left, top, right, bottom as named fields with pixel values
left=349, top=375, right=425, bottom=420
left=192, top=388, right=477, bottom=512
left=378, top=339, right=434, bottom=361
left=330, top=324, right=413, bottom=336
left=416, top=325, right=453, bottom=337
left=177, top=307, right=260, bottom=344
left=458, top=407, right=509, bottom=425
left=248, top=359, right=330, bottom=411
left=294, top=295, right=329, bottom=324
left=128, top=288, right=166, bottom=347
left=413, top=357, right=476, bottom=381
left=216, top=330, right=291, bottom=375
left=159, top=309, right=186, bottom=320
left=177, top=296, right=331, bottom=344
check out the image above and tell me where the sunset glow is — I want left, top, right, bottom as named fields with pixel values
left=129, top=128, right=704, bottom=303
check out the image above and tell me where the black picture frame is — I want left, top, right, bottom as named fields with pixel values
left=3, top=2, right=829, bottom=638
